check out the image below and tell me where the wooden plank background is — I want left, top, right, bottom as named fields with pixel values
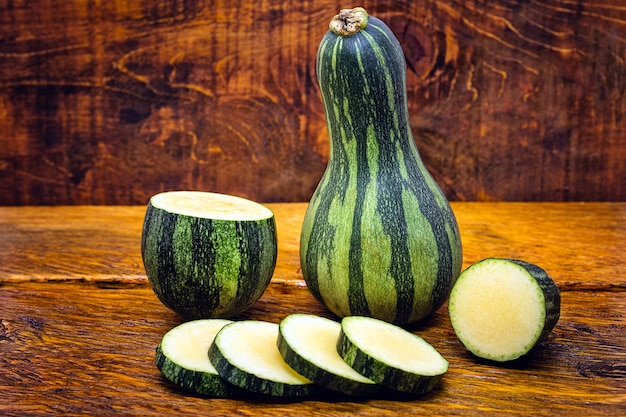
left=1, top=0, right=625, bottom=205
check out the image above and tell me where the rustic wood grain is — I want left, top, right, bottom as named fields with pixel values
left=0, top=203, right=624, bottom=415
left=0, top=282, right=623, bottom=416
left=1, top=203, right=625, bottom=291
left=1, top=1, right=625, bottom=204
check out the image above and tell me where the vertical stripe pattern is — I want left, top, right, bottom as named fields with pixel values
left=301, top=15, right=463, bottom=324
left=142, top=204, right=277, bottom=318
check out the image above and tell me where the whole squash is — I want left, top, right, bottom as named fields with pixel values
left=300, top=8, right=463, bottom=324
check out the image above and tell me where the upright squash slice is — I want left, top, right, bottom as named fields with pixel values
left=300, top=7, right=463, bottom=324
left=448, top=258, right=561, bottom=362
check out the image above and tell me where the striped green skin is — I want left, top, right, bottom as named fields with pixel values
left=300, top=12, right=463, bottom=324
left=155, top=344, right=242, bottom=397
left=141, top=202, right=277, bottom=318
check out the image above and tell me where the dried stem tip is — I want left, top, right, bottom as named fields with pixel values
left=329, top=7, right=369, bottom=37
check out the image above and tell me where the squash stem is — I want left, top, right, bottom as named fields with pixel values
left=329, top=7, right=369, bottom=37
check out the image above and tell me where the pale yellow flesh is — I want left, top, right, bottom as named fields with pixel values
left=216, top=321, right=310, bottom=385
left=449, top=260, right=545, bottom=360
left=161, top=319, right=233, bottom=373
left=343, top=317, right=448, bottom=376
left=151, top=191, right=273, bottom=221
left=281, top=315, right=373, bottom=383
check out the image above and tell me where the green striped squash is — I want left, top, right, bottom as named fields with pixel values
left=300, top=8, right=463, bottom=325
left=142, top=191, right=277, bottom=319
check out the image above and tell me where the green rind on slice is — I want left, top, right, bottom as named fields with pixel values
left=277, top=314, right=378, bottom=397
left=338, top=316, right=448, bottom=395
left=155, top=319, right=241, bottom=397
left=209, top=320, right=314, bottom=397
left=448, top=258, right=561, bottom=362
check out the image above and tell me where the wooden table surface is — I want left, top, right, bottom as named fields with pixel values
left=1, top=202, right=624, bottom=416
